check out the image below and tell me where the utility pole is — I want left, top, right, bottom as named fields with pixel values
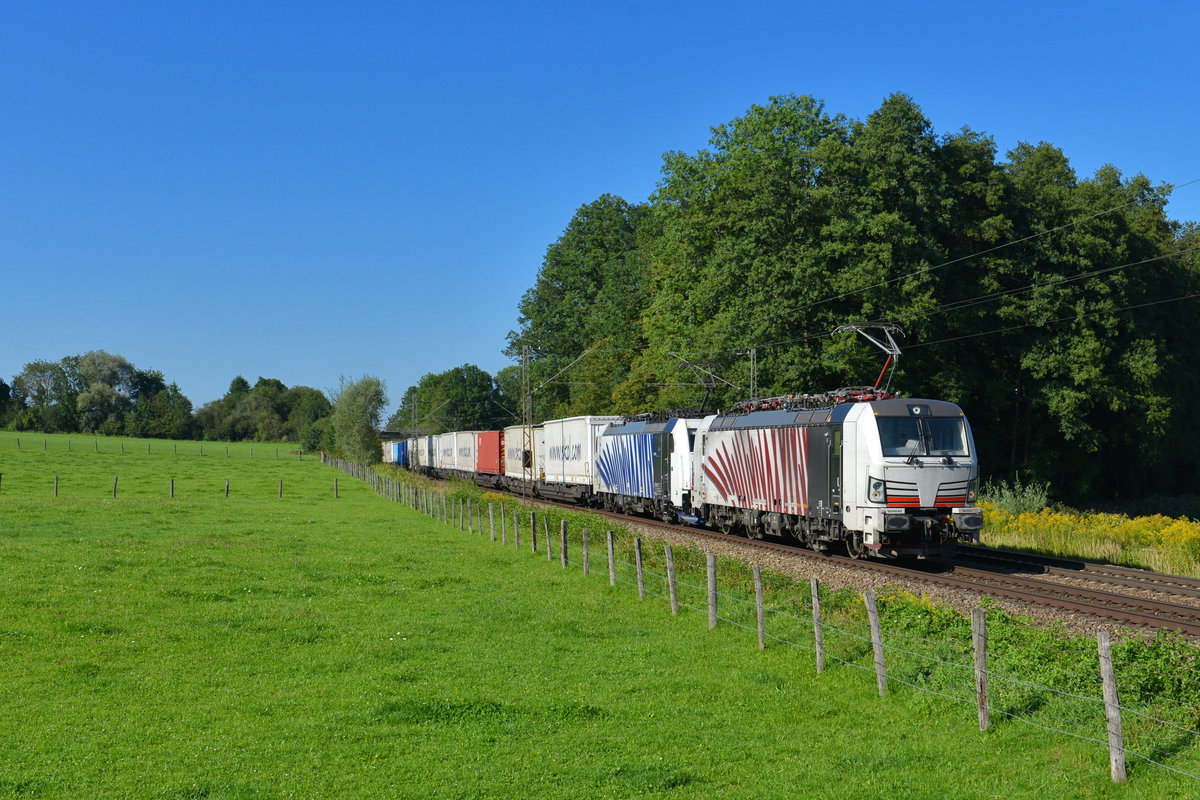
left=521, top=346, right=533, bottom=498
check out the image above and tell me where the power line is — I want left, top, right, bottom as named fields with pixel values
left=907, top=290, right=1200, bottom=351
left=744, top=175, right=1200, bottom=329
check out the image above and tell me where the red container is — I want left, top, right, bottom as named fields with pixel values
left=475, top=430, right=504, bottom=475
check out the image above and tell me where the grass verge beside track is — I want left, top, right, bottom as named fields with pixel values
left=0, top=432, right=1196, bottom=798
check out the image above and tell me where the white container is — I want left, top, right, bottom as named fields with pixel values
left=503, top=424, right=542, bottom=482
left=541, top=415, right=623, bottom=486
left=453, top=431, right=479, bottom=475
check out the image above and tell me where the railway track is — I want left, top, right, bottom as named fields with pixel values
left=528, top=495, right=1200, bottom=637
left=956, top=544, right=1200, bottom=601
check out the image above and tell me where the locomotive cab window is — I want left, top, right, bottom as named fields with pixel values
left=877, top=415, right=969, bottom=458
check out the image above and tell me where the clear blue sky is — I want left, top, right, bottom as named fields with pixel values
left=4, top=0, right=1198, bottom=417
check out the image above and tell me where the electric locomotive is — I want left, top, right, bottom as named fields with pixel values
left=694, top=389, right=982, bottom=558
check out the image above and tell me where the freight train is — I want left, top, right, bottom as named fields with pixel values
left=382, top=388, right=983, bottom=559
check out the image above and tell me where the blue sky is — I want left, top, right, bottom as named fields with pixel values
left=4, top=0, right=1198, bottom=416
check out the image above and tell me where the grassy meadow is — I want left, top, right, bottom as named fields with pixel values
left=2, top=431, right=1199, bottom=798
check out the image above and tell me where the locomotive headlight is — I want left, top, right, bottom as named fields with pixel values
left=869, top=478, right=886, bottom=503
left=966, top=480, right=978, bottom=504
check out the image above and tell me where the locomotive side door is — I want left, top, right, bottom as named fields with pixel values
left=827, top=427, right=842, bottom=514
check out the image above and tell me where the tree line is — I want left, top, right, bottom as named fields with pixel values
left=1, top=352, right=389, bottom=465
left=401, top=92, right=1200, bottom=504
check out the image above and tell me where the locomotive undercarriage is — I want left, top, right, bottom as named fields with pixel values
left=600, top=492, right=679, bottom=523
left=701, top=503, right=962, bottom=560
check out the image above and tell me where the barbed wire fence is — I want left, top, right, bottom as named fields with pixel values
left=332, top=457, right=1200, bottom=786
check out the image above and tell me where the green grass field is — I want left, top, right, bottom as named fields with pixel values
left=2, top=431, right=1198, bottom=798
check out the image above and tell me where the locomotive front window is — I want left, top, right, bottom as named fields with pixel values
left=877, top=416, right=969, bottom=457
left=925, top=417, right=969, bottom=456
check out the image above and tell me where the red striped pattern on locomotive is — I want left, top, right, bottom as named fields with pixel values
left=702, top=428, right=809, bottom=514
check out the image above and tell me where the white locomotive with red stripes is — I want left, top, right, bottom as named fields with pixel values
left=692, top=391, right=982, bottom=559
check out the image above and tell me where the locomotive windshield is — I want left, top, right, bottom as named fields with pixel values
left=877, top=415, right=969, bottom=458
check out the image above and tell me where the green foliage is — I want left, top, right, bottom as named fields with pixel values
left=6, top=351, right=200, bottom=439
left=391, top=363, right=510, bottom=434
left=300, top=415, right=333, bottom=453
left=506, top=194, right=649, bottom=418
left=981, top=476, right=1052, bottom=515
left=331, top=374, right=387, bottom=463
left=195, top=377, right=330, bottom=443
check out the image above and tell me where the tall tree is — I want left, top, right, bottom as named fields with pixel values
left=332, top=375, right=387, bottom=464
left=506, top=194, right=649, bottom=418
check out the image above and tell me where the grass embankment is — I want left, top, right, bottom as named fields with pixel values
left=2, top=431, right=1199, bottom=797
left=981, top=502, right=1200, bottom=577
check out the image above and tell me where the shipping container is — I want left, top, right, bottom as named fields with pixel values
left=503, top=424, right=542, bottom=490
left=452, top=431, right=480, bottom=476
left=539, top=415, right=622, bottom=501
left=476, top=430, right=504, bottom=475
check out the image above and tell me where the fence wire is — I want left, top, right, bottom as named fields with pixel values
left=340, top=462, right=1200, bottom=787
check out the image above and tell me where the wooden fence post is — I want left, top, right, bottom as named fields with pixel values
left=489, top=503, right=496, bottom=542
left=707, top=553, right=717, bottom=630
left=811, top=577, right=825, bottom=674
left=54, top=475, right=58, bottom=497
left=560, top=520, right=568, bottom=568
left=1098, top=630, right=1127, bottom=783
left=582, top=529, right=589, bottom=576
left=335, top=478, right=339, bottom=498
left=544, top=517, right=552, bottom=561
left=500, top=501, right=506, bottom=541
left=278, top=479, right=283, bottom=499
left=510, top=513, right=516, bottom=548
left=635, top=538, right=644, bottom=599
left=112, top=476, right=118, bottom=498
left=666, top=545, right=678, bottom=616
left=225, top=479, right=229, bottom=498
left=607, top=531, right=615, bottom=587
left=972, top=608, right=990, bottom=731
left=864, top=590, right=886, bottom=696
left=170, top=478, right=174, bottom=498
left=530, top=512, right=537, bottom=552
left=754, top=565, right=765, bottom=650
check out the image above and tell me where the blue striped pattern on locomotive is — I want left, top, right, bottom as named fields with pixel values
left=595, top=433, right=655, bottom=499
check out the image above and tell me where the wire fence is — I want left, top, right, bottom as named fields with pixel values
left=334, top=458, right=1200, bottom=786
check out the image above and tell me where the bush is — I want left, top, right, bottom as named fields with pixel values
left=980, top=476, right=1050, bottom=515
